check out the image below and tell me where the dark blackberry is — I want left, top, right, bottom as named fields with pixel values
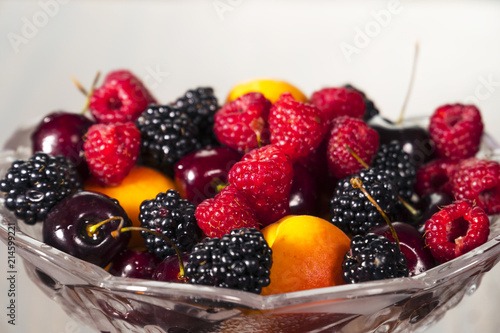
left=0, top=152, right=81, bottom=224
left=344, top=84, right=380, bottom=121
left=372, top=141, right=417, bottom=200
left=172, top=87, right=219, bottom=147
left=330, top=168, right=399, bottom=236
left=139, top=189, right=202, bottom=260
left=136, top=105, right=200, bottom=176
left=342, top=233, right=409, bottom=283
left=185, top=228, right=272, bottom=294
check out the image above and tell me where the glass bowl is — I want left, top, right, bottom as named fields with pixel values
left=1, top=119, right=500, bottom=333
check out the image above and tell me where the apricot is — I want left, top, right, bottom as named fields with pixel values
left=261, top=215, right=351, bottom=295
left=84, top=165, right=176, bottom=248
left=226, top=78, right=308, bottom=104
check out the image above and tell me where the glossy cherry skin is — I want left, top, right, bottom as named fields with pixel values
left=370, top=222, right=436, bottom=276
left=108, top=249, right=161, bottom=280
left=43, top=191, right=131, bottom=268
left=174, top=147, right=242, bottom=205
left=412, top=192, right=455, bottom=234
left=152, top=252, right=190, bottom=283
left=368, top=115, right=434, bottom=166
left=31, top=111, right=95, bottom=179
left=289, top=163, right=318, bottom=215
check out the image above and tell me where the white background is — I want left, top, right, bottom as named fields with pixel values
left=1, top=0, right=500, bottom=332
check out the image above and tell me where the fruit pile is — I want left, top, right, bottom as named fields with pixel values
left=0, top=70, right=497, bottom=296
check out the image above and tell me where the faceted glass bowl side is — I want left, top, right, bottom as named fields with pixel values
left=1, top=119, right=500, bottom=333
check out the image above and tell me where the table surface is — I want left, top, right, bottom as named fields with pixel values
left=1, top=1, right=500, bottom=332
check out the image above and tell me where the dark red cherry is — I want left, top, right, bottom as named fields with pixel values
left=368, top=115, right=434, bottom=166
left=152, top=252, right=190, bottom=283
left=108, top=249, right=161, bottom=280
left=31, top=111, right=94, bottom=179
left=174, top=147, right=242, bottom=205
left=289, top=163, right=318, bottom=215
left=42, top=191, right=131, bottom=268
left=412, top=192, right=455, bottom=234
left=370, top=222, right=436, bottom=276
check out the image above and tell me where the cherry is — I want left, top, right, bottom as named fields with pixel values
left=31, top=111, right=95, bottom=179
left=152, top=252, right=190, bottom=283
left=368, top=115, right=434, bottom=166
left=42, top=191, right=131, bottom=268
left=289, top=163, right=318, bottom=215
left=108, top=249, right=161, bottom=280
left=174, top=147, right=242, bottom=205
left=411, top=192, right=455, bottom=234
left=370, top=222, right=436, bottom=276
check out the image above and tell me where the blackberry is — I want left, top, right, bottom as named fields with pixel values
left=139, top=189, right=202, bottom=260
left=372, top=141, right=417, bottom=200
left=172, top=87, right=219, bottom=147
left=344, top=84, right=380, bottom=121
left=342, top=233, right=409, bottom=283
left=136, top=105, right=201, bottom=176
left=185, top=228, right=272, bottom=294
left=0, top=152, right=81, bottom=224
left=330, top=168, right=399, bottom=236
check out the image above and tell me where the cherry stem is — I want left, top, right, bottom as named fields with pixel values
left=111, top=226, right=186, bottom=280
left=86, top=216, right=124, bottom=237
left=345, top=144, right=419, bottom=217
left=350, top=177, right=400, bottom=248
left=71, top=71, right=101, bottom=115
left=396, top=41, right=419, bottom=125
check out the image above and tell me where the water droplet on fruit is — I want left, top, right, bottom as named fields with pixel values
left=26, top=190, right=44, bottom=202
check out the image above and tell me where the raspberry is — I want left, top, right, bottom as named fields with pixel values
left=139, top=189, right=202, bottom=259
left=0, top=153, right=81, bottom=224
left=310, top=86, right=366, bottom=126
left=172, top=87, right=219, bottom=147
left=343, top=84, right=380, bottom=121
left=327, top=116, right=379, bottom=179
left=89, top=70, right=156, bottom=124
left=450, top=158, right=500, bottom=215
left=185, top=228, right=272, bottom=294
left=83, top=122, right=141, bottom=186
left=268, top=93, right=328, bottom=162
left=424, top=200, right=490, bottom=263
left=135, top=105, right=200, bottom=176
left=414, top=158, right=458, bottom=197
left=195, top=185, right=260, bottom=238
left=428, top=104, right=483, bottom=161
left=372, top=141, right=417, bottom=200
left=213, top=92, right=271, bottom=153
left=342, top=233, right=409, bottom=283
left=228, top=144, right=294, bottom=227
left=330, top=168, right=399, bottom=236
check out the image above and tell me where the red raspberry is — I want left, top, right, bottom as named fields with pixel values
left=450, top=158, right=500, bottom=214
left=268, top=93, right=328, bottom=162
left=310, top=87, right=365, bottom=126
left=89, top=70, right=157, bottom=124
left=213, top=92, right=271, bottom=153
left=327, top=116, right=379, bottom=179
left=228, top=144, right=294, bottom=227
left=195, top=185, right=259, bottom=238
left=425, top=200, right=490, bottom=263
left=414, top=158, right=458, bottom=197
left=428, top=104, right=483, bottom=161
left=83, top=122, right=141, bottom=186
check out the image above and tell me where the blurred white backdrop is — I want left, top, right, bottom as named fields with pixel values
left=1, top=0, right=500, bottom=332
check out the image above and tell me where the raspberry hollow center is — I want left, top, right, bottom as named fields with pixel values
left=446, top=217, right=469, bottom=244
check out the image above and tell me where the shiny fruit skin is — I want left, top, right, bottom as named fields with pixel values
left=43, top=191, right=132, bottom=268
left=226, top=78, right=308, bottom=104
left=261, top=215, right=350, bottom=295
left=289, top=163, right=318, bottom=216
left=152, top=252, right=190, bottom=283
left=108, top=249, right=162, bottom=279
left=370, top=222, right=436, bottom=276
left=84, top=165, right=177, bottom=248
left=174, top=147, right=242, bottom=205
left=31, top=111, right=94, bottom=179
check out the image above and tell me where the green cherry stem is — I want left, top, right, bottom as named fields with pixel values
left=86, top=216, right=124, bottom=238
left=396, top=41, right=419, bottom=125
left=350, top=177, right=400, bottom=248
left=112, top=226, right=186, bottom=280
